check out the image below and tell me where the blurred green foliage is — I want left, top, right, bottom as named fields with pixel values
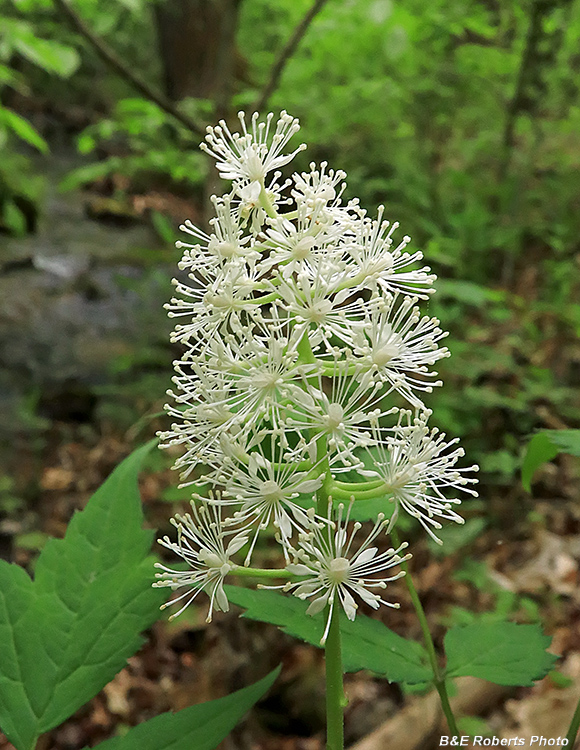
left=0, top=0, right=578, bottom=497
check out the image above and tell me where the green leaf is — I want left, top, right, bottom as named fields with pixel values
left=457, top=715, right=492, bottom=737
left=92, top=666, right=280, bottom=750
left=150, top=210, right=176, bottom=244
left=59, top=158, right=122, bottom=191
left=13, top=36, right=80, bottom=78
left=445, top=622, right=558, bottom=686
left=437, top=279, right=503, bottom=306
left=0, top=108, right=48, bottom=153
left=1, top=200, right=28, bottom=236
left=522, top=430, right=580, bottom=491
left=226, top=586, right=432, bottom=685
left=0, top=442, right=167, bottom=750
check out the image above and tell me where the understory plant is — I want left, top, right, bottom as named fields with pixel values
left=0, top=112, right=573, bottom=750
left=153, top=112, right=565, bottom=749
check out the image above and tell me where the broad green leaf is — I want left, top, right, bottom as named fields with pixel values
left=92, top=666, right=280, bottom=750
left=522, top=430, right=580, bottom=491
left=150, top=210, right=176, bottom=244
left=445, top=622, right=557, bottom=686
left=226, top=586, right=432, bottom=685
left=545, top=430, right=580, bottom=454
left=0, top=442, right=167, bottom=750
left=0, top=108, right=48, bottom=153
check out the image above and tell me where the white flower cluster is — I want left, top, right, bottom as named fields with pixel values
left=154, top=111, right=478, bottom=640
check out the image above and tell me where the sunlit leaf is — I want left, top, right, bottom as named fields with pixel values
left=13, top=36, right=80, bottom=78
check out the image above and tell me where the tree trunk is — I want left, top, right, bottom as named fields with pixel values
left=154, top=0, right=243, bottom=109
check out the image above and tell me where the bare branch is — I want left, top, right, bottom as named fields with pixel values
left=254, top=0, right=329, bottom=113
left=52, top=0, right=205, bottom=136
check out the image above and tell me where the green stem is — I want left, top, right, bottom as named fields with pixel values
left=565, top=694, right=580, bottom=749
left=392, top=529, right=459, bottom=737
left=293, top=307, right=344, bottom=749
left=325, top=597, right=345, bottom=750
left=327, top=479, right=389, bottom=501
left=332, top=478, right=385, bottom=491
left=233, top=566, right=291, bottom=579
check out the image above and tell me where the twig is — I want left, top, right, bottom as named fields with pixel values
left=52, top=0, right=205, bottom=136
left=254, top=0, right=329, bottom=112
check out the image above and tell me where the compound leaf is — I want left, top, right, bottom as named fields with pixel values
left=226, top=586, right=432, bottom=685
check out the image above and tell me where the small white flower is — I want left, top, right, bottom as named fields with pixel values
left=291, top=161, right=358, bottom=225
left=201, top=111, right=306, bottom=184
left=351, top=293, right=450, bottom=406
left=284, top=359, right=397, bottom=465
left=260, top=202, right=346, bottom=279
left=345, top=207, right=436, bottom=298
left=159, top=372, right=243, bottom=479
left=273, top=269, right=367, bottom=352
left=360, top=411, right=479, bottom=543
left=201, top=432, right=324, bottom=562
left=176, top=195, right=256, bottom=271
left=154, top=501, right=248, bottom=622
left=167, top=262, right=264, bottom=350
left=282, top=502, right=410, bottom=643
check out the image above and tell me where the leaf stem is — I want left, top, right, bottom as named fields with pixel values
left=392, top=529, right=459, bottom=737
left=332, top=478, right=385, bottom=491
left=259, top=184, right=278, bottom=219
left=233, top=566, right=291, bottom=579
left=324, top=598, right=345, bottom=750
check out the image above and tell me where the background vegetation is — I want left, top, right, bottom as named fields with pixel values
left=0, top=0, right=579, bottom=747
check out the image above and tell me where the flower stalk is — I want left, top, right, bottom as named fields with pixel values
left=391, top=528, right=459, bottom=736
left=155, top=110, right=478, bottom=746
left=324, top=596, right=345, bottom=750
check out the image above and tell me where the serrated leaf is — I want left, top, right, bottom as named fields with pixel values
left=445, top=622, right=557, bottom=686
left=226, top=586, right=432, bottom=685
left=0, top=442, right=167, bottom=750
left=522, top=430, right=580, bottom=491
left=92, top=666, right=280, bottom=750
